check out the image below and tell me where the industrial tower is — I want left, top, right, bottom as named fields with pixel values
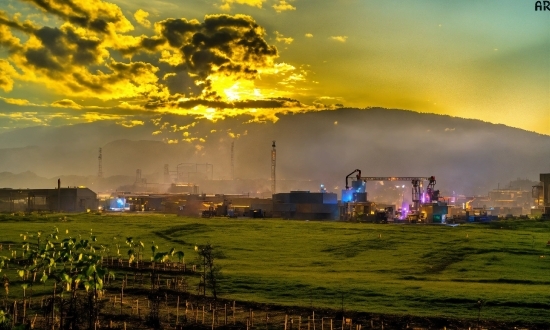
left=271, top=141, right=276, bottom=195
left=163, top=164, right=170, bottom=183
left=98, top=148, right=103, bottom=178
left=231, top=141, right=234, bottom=180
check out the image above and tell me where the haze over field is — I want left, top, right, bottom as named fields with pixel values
left=0, top=108, right=548, bottom=196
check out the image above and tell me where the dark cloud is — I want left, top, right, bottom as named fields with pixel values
left=127, top=14, right=278, bottom=88
left=159, top=18, right=199, bottom=48
left=25, top=48, right=64, bottom=71
left=22, top=25, right=103, bottom=77
left=23, top=0, right=132, bottom=33
left=164, top=71, right=203, bottom=96
left=144, top=96, right=302, bottom=110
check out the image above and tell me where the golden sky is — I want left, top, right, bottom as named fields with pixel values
left=0, top=0, right=548, bottom=137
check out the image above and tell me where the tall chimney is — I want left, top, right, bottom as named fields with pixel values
left=271, top=141, right=276, bottom=195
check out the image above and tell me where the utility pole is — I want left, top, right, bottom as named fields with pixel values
left=271, top=141, right=276, bottom=195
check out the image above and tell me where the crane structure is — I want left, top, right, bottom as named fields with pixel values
left=358, top=176, right=437, bottom=212
left=342, top=169, right=445, bottom=222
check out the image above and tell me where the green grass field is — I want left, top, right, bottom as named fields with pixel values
left=1, top=212, right=550, bottom=324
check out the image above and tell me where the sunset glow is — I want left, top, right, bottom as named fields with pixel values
left=0, top=0, right=548, bottom=136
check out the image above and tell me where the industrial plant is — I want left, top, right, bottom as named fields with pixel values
left=0, top=142, right=548, bottom=223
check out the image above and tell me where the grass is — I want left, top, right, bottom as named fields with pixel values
left=1, top=212, right=550, bottom=324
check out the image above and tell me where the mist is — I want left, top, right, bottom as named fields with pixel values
left=0, top=108, right=547, bottom=196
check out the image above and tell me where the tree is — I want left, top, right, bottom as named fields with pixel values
left=196, top=243, right=223, bottom=300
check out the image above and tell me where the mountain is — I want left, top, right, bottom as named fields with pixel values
left=0, top=108, right=548, bottom=196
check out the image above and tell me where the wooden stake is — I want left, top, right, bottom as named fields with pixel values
left=176, top=296, right=180, bottom=324
left=120, top=286, right=123, bottom=314
left=284, top=315, right=288, bottom=330
left=202, top=305, right=205, bottom=324
left=224, top=304, right=227, bottom=325
left=13, top=301, right=17, bottom=326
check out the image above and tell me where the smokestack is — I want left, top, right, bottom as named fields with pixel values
left=163, top=164, right=169, bottom=183
left=231, top=141, right=234, bottom=180
left=98, top=147, right=103, bottom=178
left=271, top=141, right=276, bottom=195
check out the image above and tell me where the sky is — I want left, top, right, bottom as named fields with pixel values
left=0, top=0, right=548, bottom=138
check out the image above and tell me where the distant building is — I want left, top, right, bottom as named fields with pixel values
left=541, top=173, right=550, bottom=215
left=272, top=191, right=339, bottom=220
left=0, top=187, right=98, bottom=213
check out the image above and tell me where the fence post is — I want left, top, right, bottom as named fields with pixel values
left=284, top=315, right=288, bottom=330
left=176, top=296, right=179, bottom=325
left=202, top=305, right=205, bottom=324
left=224, top=304, right=227, bottom=325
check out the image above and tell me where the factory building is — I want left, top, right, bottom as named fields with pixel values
left=0, top=187, right=98, bottom=213
left=272, top=191, right=339, bottom=220
left=541, top=173, right=550, bottom=217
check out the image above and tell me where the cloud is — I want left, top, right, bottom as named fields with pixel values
left=305, top=33, right=313, bottom=38
left=51, top=99, right=83, bottom=109
left=0, top=111, right=43, bottom=123
left=117, top=120, right=145, bottom=127
left=22, top=0, right=134, bottom=34
left=0, top=0, right=332, bottom=135
left=133, top=9, right=151, bottom=28
left=0, top=60, right=17, bottom=92
left=275, top=31, right=293, bottom=44
left=164, top=96, right=303, bottom=110
left=330, top=36, right=348, bottom=42
left=273, top=0, right=296, bottom=13
left=1, top=97, right=31, bottom=106
left=219, top=0, right=265, bottom=10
